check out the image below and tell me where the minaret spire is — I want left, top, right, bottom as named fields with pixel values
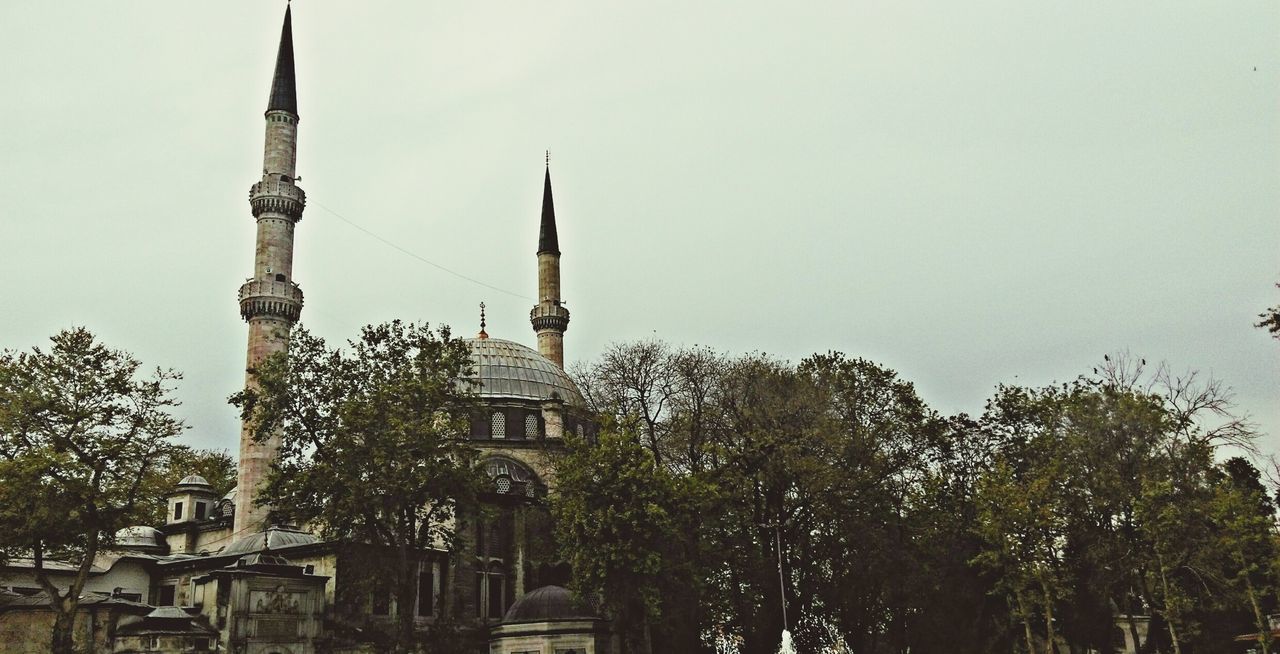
left=266, top=5, right=297, bottom=114
left=531, top=157, right=570, bottom=368
left=538, top=152, right=559, bottom=255
left=234, top=5, right=307, bottom=540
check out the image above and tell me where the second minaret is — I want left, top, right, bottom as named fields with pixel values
left=530, top=161, right=570, bottom=368
left=234, top=5, right=306, bottom=539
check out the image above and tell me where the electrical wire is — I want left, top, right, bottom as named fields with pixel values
left=310, top=199, right=533, bottom=301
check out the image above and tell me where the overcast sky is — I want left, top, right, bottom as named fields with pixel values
left=1, top=1, right=1276, bottom=456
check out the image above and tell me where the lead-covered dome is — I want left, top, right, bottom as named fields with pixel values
left=174, top=474, right=214, bottom=494
left=502, top=585, right=601, bottom=623
left=466, top=338, right=583, bottom=406
left=114, top=526, right=165, bottom=551
left=222, top=525, right=319, bottom=556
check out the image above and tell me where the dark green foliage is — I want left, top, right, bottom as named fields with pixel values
left=551, top=427, right=704, bottom=654
left=0, top=328, right=186, bottom=654
left=229, top=321, right=488, bottom=652
left=570, top=341, right=1274, bottom=654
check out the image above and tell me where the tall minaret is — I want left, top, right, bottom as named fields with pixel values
left=530, top=157, right=570, bottom=368
left=234, top=5, right=305, bottom=539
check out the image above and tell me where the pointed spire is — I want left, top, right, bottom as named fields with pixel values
left=267, top=5, right=298, bottom=114
left=538, top=153, right=560, bottom=255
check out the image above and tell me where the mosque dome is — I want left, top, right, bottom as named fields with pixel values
left=114, top=526, right=165, bottom=551
left=222, top=525, right=319, bottom=556
left=465, top=338, right=583, bottom=406
left=502, top=585, right=601, bottom=623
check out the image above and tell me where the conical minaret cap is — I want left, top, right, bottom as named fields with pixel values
left=538, top=165, right=559, bottom=255
left=266, top=6, right=298, bottom=114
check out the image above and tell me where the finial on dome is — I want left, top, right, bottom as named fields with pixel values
left=478, top=302, right=489, bottom=339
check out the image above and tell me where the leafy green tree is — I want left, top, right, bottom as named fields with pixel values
left=230, top=321, right=487, bottom=651
left=903, top=414, right=1013, bottom=654
left=1209, top=458, right=1278, bottom=653
left=795, top=353, right=950, bottom=653
left=0, top=328, right=185, bottom=654
left=1055, top=381, right=1172, bottom=652
left=972, top=384, right=1078, bottom=654
left=551, top=427, right=702, bottom=654
left=702, top=355, right=833, bottom=654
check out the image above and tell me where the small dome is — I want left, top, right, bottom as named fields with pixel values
left=173, top=474, right=215, bottom=495
left=465, top=338, right=584, bottom=405
left=222, top=487, right=237, bottom=502
left=222, top=525, right=319, bottom=556
left=502, top=585, right=600, bottom=624
left=114, top=526, right=164, bottom=550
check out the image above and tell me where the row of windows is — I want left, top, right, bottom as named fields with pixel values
left=480, top=411, right=587, bottom=441
left=490, top=413, right=541, bottom=439
left=172, top=500, right=208, bottom=521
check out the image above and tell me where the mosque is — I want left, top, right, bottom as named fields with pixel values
left=0, top=6, right=611, bottom=654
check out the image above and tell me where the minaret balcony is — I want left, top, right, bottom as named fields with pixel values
left=238, top=278, right=304, bottom=322
left=249, top=179, right=306, bottom=221
left=530, top=303, right=570, bottom=332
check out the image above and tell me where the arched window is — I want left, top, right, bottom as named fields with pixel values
left=576, top=424, right=584, bottom=439
left=525, top=414, right=538, bottom=438
left=491, top=412, right=506, bottom=439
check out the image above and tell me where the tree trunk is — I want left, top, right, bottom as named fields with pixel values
left=1040, top=576, right=1059, bottom=654
left=1124, top=598, right=1143, bottom=654
left=1240, top=552, right=1271, bottom=654
left=1135, top=573, right=1164, bottom=654
left=1016, top=588, right=1037, bottom=654
left=1155, top=556, right=1182, bottom=654
left=395, top=543, right=415, bottom=652
left=51, top=603, right=76, bottom=654
left=38, top=534, right=99, bottom=654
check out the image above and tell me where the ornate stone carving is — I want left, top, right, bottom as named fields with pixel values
left=238, top=278, right=304, bottom=322
left=249, top=179, right=307, bottom=221
left=529, top=303, right=570, bottom=332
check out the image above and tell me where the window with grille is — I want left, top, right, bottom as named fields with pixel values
left=525, top=414, right=538, bottom=437
left=496, top=477, right=511, bottom=494
left=491, top=412, right=506, bottom=438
